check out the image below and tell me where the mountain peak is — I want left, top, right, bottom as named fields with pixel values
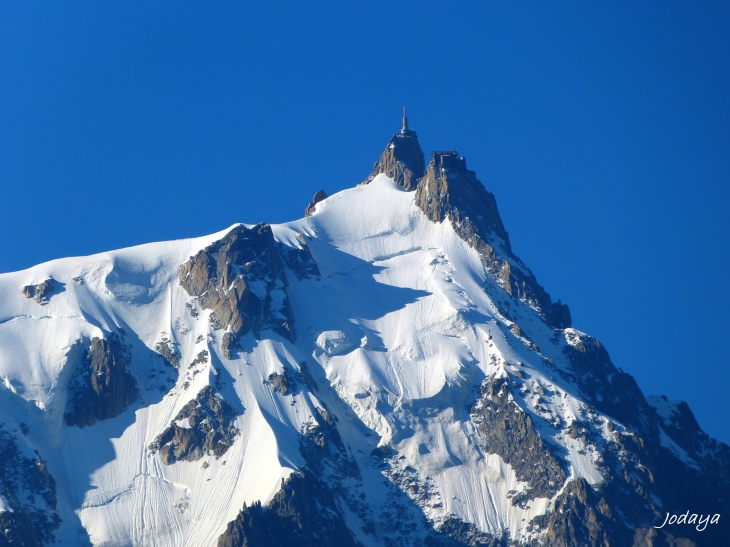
left=363, top=112, right=425, bottom=190
left=0, top=124, right=727, bottom=546
left=361, top=117, right=571, bottom=329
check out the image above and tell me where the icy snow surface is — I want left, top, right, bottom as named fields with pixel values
left=0, top=175, right=609, bottom=545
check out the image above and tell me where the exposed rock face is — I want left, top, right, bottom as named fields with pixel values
left=155, top=338, right=180, bottom=369
left=469, top=376, right=566, bottom=504
left=648, top=394, right=730, bottom=466
left=533, top=478, right=634, bottom=547
left=64, top=334, right=138, bottom=428
left=6, top=128, right=730, bottom=547
left=416, top=152, right=510, bottom=245
left=188, top=349, right=209, bottom=369
left=150, top=386, right=239, bottom=465
left=545, top=300, right=571, bottom=330
left=305, top=190, right=328, bottom=217
left=632, top=529, right=698, bottom=547
left=414, top=152, right=570, bottom=329
left=425, top=517, right=507, bottom=547
left=642, top=404, right=730, bottom=546
left=361, top=126, right=571, bottom=329
left=528, top=477, right=701, bottom=547
left=21, top=278, right=56, bottom=304
left=0, top=427, right=60, bottom=546
left=561, top=329, right=653, bottom=430
left=376, top=449, right=509, bottom=546
left=363, top=130, right=425, bottom=190
left=179, top=224, right=296, bottom=358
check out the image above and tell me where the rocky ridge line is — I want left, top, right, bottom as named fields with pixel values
left=517, top=325, right=730, bottom=546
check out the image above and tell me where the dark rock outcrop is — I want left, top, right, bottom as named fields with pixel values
left=523, top=328, right=730, bottom=546
left=0, top=427, right=60, bottom=546
left=416, top=152, right=510, bottom=246
left=642, top=413, right=730, bottom=546
left=377, top=451, right=509, bottom=546
left=179, top=224, right=296, bottom=358
left=305, top=190, right=328, bottom=217
left=632, top=529, right=698, bottom=547
left=156, top=338, right=180, bottom=369
left=21, top=278, right=56, bottom=305
left=647, top=395, right=730, bottom=470
left=545, top=300, right=572, bottom=330
left=64, top=334, right=138, bottom=428
left=220, top=364, right=511, bottom=547
left=267, top=368, right=297, bottom=396
left=469, top=376, right=566, bottom=504
left=189, top=349, right=209, bottom=369
left=150, top=386, right=239, bottom=465
left=425, top=516, right=508, bottom=547
left=363, top=128, right=425, bottom=191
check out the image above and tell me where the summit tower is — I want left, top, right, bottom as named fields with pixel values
left=401, top=107, right=416, bottom=137
left=362, top=109, right=425, bottom=190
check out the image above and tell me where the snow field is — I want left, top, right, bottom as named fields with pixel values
left=0, top=174, right=611, bottom=545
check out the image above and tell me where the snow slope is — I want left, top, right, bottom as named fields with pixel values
left=0, top=175, right=687, bottom=545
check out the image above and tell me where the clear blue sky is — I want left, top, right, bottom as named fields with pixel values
left=1, top=2, right=729, bottom=443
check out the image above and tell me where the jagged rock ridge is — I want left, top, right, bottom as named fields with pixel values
left=217, top=401, right=362, bottom=547
left=277, top=232, right=321, bottom=281
left=414, top=151, right=572, bottom=329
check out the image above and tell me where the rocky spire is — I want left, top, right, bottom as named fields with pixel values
left=305, top=189, right=328, bottom=217
left=362, top=110, right=425, bottom=190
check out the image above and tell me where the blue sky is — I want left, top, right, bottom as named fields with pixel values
left=1, top=2, right=729, bottom=442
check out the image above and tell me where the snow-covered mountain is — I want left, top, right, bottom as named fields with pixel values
left=0, top=121, right=727, bottom=547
